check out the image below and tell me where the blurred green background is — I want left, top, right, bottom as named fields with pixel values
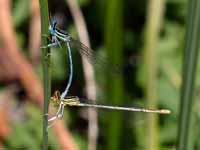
left=0, top=0, right=200, bottom=150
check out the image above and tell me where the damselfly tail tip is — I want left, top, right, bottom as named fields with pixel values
left=160, top=109, right=171, bottom=114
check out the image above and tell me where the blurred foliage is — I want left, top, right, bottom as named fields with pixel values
left=4, top=103, right=58, bottom=150
left=12, top=0, right=30, bottom=27
left=2, top=0, right=200, bottom=149
left=103, top=0, right=124, bottom=149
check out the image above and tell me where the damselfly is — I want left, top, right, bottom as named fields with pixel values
left=48, top=91, right=170, bottom=123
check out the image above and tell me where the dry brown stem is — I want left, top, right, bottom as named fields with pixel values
left=29, top=0, right=41, bottom=65
left=66, top=0, right=98, bottom=150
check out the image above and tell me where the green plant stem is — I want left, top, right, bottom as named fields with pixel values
left=39, top=0, right=50, bottom=150
left=143, top=1, right=165, bottom=150
left=177, top=0, right=200, bottom=150
left=104, top=0, right=124, bottom=150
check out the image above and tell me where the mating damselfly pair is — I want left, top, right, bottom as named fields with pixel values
left=44, top=19, right=170, bottom=124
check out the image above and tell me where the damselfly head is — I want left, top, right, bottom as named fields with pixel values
left=49, top=19, right=58, bottom=35
left=51, top=90, right=61, bottom=105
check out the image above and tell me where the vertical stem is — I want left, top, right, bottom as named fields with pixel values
left=143, top=1, right=165, bottom=150
left=39, top=0, right=50, bottom=149
left=177, top=0, right=200, bottom=149
left=104, top=0, right=124, bottom=150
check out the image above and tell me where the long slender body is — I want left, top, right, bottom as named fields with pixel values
left=60, top=41, right=73, bottom=99
left=48, top=20, right=73, bottom=99
left=75, top=103, right=170, bottom=114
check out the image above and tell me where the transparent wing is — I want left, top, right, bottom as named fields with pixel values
left=69, top=38, right=121, bottom=74
left=55, top=28, right=121, bottom=75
